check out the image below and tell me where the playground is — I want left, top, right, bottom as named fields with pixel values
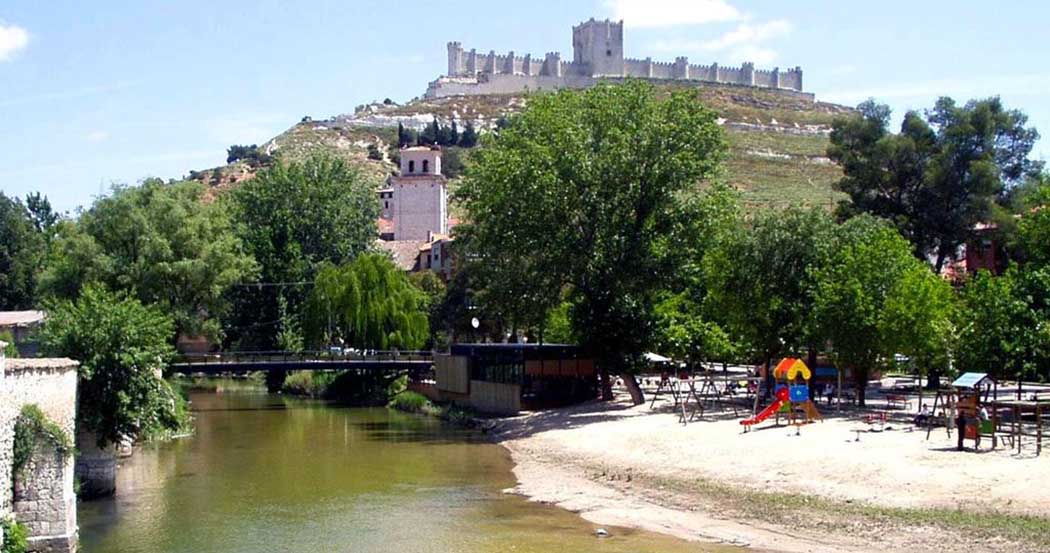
left=495, top=369, right=1050, bottom=553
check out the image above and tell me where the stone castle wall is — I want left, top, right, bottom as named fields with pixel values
left=0, top=358, right=79, bottom=553
left=437, top=19, right=804, bottom=99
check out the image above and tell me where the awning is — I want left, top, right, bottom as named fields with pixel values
left=644, top=352, right=672, bottom=363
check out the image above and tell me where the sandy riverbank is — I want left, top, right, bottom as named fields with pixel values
left=492, top=389, right=1050, bottom=552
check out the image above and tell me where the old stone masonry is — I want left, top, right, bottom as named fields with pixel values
left=426, top=18, right=807, bottom=99
left=1, top=344, right=79, bottom=553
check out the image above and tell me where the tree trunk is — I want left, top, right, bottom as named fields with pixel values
left=599, top=368, right=613, bottom=401
left=762, top=355, right=773, bottom=401
left=927, top=368, right=941, bottom=390
left=856, top=381, right=866, bottom=406
left=623, top=373, right=645, bottom=405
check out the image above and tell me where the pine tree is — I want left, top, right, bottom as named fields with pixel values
left=450, top=119, right=460, bottom=146
left=459, top=121, right=478, bottom=148
left=418, top=117, right=440, bottom=146
left=397, top=122, right=412, bottom=148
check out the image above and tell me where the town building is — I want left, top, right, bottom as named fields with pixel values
left=0, top=311, right=46, bottom=357
left=377, top=146, right=456, bottom=279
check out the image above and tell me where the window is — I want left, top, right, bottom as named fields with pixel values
left=422, top=159, right=429, bottom=173
left=384, top=201, right=389, bottom=209
left=606, top=49, right=612, bottom=56
left=408, top=160, right=415, bottom=173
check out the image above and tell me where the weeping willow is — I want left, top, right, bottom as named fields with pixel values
left=305, top=254, right=429, bottom=350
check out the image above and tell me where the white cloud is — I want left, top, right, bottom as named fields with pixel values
left=649, top=20, right=793, bottom=64
left=85, top=131, right=110, bottom=143
left=0, top=22, right=29, bottom=61
left=605, top=0, right=742, bottom=28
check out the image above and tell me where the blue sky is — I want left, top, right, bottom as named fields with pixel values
left=2, top=0, right=1048, bottom=213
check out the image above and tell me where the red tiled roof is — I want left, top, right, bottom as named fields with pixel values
left=376, top=240, right=425, bottom=271
left=377, top=218, right=394, bottom=233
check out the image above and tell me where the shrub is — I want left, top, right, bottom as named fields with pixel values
left=0, top=329, right=17, bottom=358
left=0, top=518, right=28, bottom=553
left=280, top=370, right=335, bottom=397
left=388, top=391, right=431, bottom=414
left=13, top=404, right=72, bottom=474
left=367, top=144, right=383, bottom=161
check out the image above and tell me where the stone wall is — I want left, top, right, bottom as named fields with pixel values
left=0, top=358, right=79, bottom=553
left=426, top=72, right=816, bottom=102
left=440, top=18, right=805, bottom=96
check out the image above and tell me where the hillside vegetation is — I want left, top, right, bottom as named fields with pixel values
left=191, top=82, right=854, bottom=210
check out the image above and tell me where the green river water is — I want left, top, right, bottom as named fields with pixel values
left=78, top=382, right=738, bottom=552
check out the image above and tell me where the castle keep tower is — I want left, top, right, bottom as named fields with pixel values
left=389, top=146, right=447, bottom=241
left=572, top=18, right=624, bottom=77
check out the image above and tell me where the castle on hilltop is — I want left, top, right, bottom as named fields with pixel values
left=425, top=18, right=807, bottom=99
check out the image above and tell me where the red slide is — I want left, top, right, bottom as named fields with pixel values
left=740, top=387, right=790, bottom=426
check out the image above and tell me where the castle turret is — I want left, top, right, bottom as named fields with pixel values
left=572, top=18, right=624, bottom=77
left=542, top=52, right=562, bottom=77
left=447, top=42, right=464, bottom=76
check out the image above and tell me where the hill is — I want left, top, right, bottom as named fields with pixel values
left=192, top=83, right=855, bottom=211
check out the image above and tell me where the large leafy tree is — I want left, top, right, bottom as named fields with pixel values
left=39, top=179, right=256, bottom=341
left=956, top=268, right=1050, bottom=384
left=227, top=156, right=380, bottom=349
left=39, top=286, right=184, bottom=447
left=829, top=97, right=1041, bottom=271
left=304, top=255, right=429, bottom=350
left=0, top=192, right=46, bottom=310
left=1015, top=174, right=1050, bottom=267
left=457, top=81, right=726, bottom=402
left=878, top=261, right=958, bottom=389
left=811, top=216, right=946, bottom=405
left=705, top=206, right=836, bottom=373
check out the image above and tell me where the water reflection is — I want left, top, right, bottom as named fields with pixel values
left=78, top=382, right=735, bottom=553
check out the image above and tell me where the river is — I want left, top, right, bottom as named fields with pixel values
left=77, top=382, right=733, bottom=552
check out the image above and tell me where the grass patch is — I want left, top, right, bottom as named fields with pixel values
left=388, top=391, right=432, bottom=414
left=387, top=391, right=480, bottom=426
left=723, top=152, right=844, bottom=211
left=726, top=128, right=831, bottom=158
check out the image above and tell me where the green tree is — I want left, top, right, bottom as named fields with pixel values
left=457, top=81, right=726, bottom=403
left=956, top=268, right=1050, bottom=385
left=829, top=97, right=1042, bottom=271
left=878, top=261, right=958, bottom=389
left=459, top=121, right=478, bottom=148
left=227, top=156, right=380, bottom=349
left=25, top=192, right=59, bottom=238
left=39, top=179, right=256, bottom=341
left=304, top=255, right=429, bottom=350
left=705, top=207, right=836, bottom=372
left=418, top=117, right=440, bottom=146
left=1015, top=174, right=1050, bottom=266
left=811, top=216, right=936, bottom=405
left=397, top=122, right=416, bottom=148
left=409, top=270, right=447, bottom=346
left=39, top=286, right=185, bottom=447
left=0, top=192, right=46, bottom=310
left=449, top=119, right=460, bottom=146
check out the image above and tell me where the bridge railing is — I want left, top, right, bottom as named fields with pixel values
left=172, top=350, right=434, bottom=367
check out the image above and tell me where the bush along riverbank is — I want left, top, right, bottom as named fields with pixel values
left=276, top=370, right=403, bottom=405
left=387, top=391, right=483, bottom=428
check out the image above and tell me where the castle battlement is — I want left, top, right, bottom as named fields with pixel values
left=430, top=18, right=806, bottom=99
